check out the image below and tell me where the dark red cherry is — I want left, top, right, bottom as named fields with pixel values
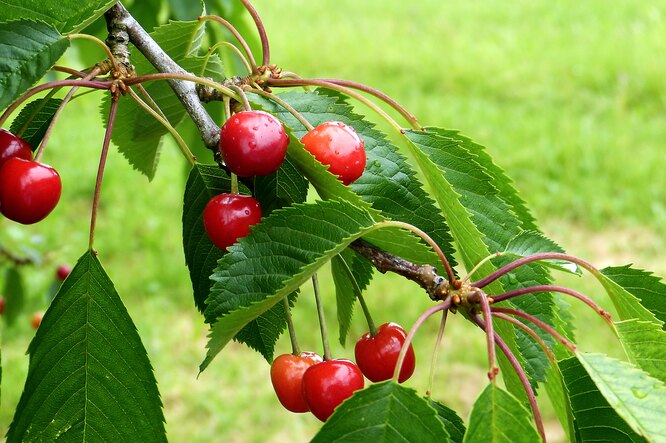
left=302, top=359, right=364, bottom=421
left=0, top=128, right=32, bottom=167
left=0, top=157, right=61, bottom=224
left=203, top=193, right=262, bottom=250
left=219, top=111, right=289, bottom=177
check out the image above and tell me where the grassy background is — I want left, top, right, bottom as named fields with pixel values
left=1, top=1, right=665, bottom=441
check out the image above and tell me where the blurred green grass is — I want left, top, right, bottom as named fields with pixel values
left=2, top=1, right=665, bottom=441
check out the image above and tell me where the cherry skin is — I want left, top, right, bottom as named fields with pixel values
left=0, top=129, right=32, bottom=167
left=56, top=264, right=72, bottom=281
left=301, top=121, right=366, bottom=185
left=302, top=359, right=365, bottom=422
left=354, top=322, right=416, bottom=383
left=0, top=157, right=62, bottom=224
left=203, top=193, right=262, bottom=250
left=0, top=296, right=5, bottom=315
left=31, top=311, right=44, bottom=329
left=270, top=352, right=323, bottom=413
left=220, top=111, right=289, bottom=177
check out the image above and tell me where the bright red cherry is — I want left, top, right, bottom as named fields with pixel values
left=31, top=311, right=44, bottom=329
left=301, top=121, right=366, bottom=185
left=56, top=264, right=72, bottom=281
left=0, top=128, right=32, bottom=167
left=0, top=157, right=62, bottom=224
left=219, top=111, right=289, bottom=177
left=270, top=352, right=323, bottom=413
left=354, top=322, right=416, bottom=383
left=203, top=193, right=262, bottom=250
left=302, top=359, right=364, bottom=422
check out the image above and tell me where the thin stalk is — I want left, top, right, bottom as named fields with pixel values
left=68, top=34, right=118, bottom=71
left=267, top=78, right=406, bottom=133
left=230, top=174, right=239, bottom=195
left=199, top=15, right=258, bottom=71
left=492, top=312, right=557, bottom=363
left=462, top=252, right=503, bottom=282
left=244, top=88, right=314, bottom=131
left=393, top=298, right=452, bottom=382
left=0, top=79, right=111, bottom=126
left=228, top=84, right=251, bottom=111
left=89, top=96, right=119, bottom=249
left=491, top=307, right=577, bottom=353
left=478, top=291, right=498, bottom=381
left=491, top=285, right=612, bottom=325
left=312, top=273, right=332, bottom=360
left=282, top=297, right=300, bottom=355
left=381, top=220, right=456, bottom=284
left=239, top=0, right=270, bottom=66
left=473, top=315, right=546, bottom=442
left=124, top=72, right=240, bottom=100
left=134, top=83, right=168, bottom=121
left=427, top=309, right=449, bottom=396
left=127, top=88, right=195, bottom=165
left=51, top=65, right=88, bottom=78
left=356, top=291, right=378, bottom=336
left=208, top=41, right=253, bottom=75
left=35, top=68, right=102, bottom=161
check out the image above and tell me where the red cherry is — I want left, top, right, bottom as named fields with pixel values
left=270, top=352, right=323, bottom=413
left=0, top=128, right=32, bottom=167
left=0, top=296, right=5, bottom=315
left=31, top=311, right=44, bottom=329
left=354, top=322, right=416, bottom=383
left=56, top=264, right=72, bottom=281
left=0, top=157, right=62, bottom=224
left=203, top=193, right=262, bottom=250
left=301, top=121, right=366, bottom=185
left=220, top=111, right=289, bottom=177
left=302, top=359, right=365, bottom=421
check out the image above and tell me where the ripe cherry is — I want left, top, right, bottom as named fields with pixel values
left=270, top=352, right=323, bottom=413
left=203, top=193, right=262, bottom=250
left=0, top=296, right=5, bottom=315
left=220, top=111, right=289, bottom=177
left=0, top=157, right=62, bottom=224
left=0, top=128, right=32, bottom=167
left=31, top=311, right=44, bottom=329
left=354, top=322, right=416, bottom=383
left=301, top=121, right=366, bottom=185
left=56, top=264, right=72, bottom=281
left=302, top=359, right=364, bottom=422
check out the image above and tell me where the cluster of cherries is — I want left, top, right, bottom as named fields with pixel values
left=203, top=110, right=366, bottom=250
left=0, top=129, right=62, bottom=225
left=271, top=322, right=416, bottom=421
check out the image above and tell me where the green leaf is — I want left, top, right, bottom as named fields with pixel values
left=602, top=265, right=666, bottom=328
left=503, top=230, right=578, bottom=275
left=0, top=0, right=116, bottom=33
left=9, top=98, right=62, bottom=150
left=201, top=200, right=388, bottom=369
left=463, top=383, right=540, bottom=443
left=0, top=20, right=69, bottom=111
left=311, top=381, right=448, bottom=442
left=2, top=267, right=24, bottom=326
left=543, top=362, right=577, bottom=443
left=427, top=398, right=466, bottom=443
left=7, top=251, right=166, bottom=442
left=598, top=268, right=661, bottom=325
left=616, top=319, right=666, bottom=382
left=579, top=353, right=666, bottom=442
left=253, top=155, right=309, bottom=217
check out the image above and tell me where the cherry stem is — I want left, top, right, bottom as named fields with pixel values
left=244, top=88, right=315, bottom=131
left=230, top=174, right=239, bottom=195
left=472, top=252, right=599, bottom=289
left=392, top=298, right=452, bottom=382
left=282, top=297, right=301, bottom=355
left=312, top=273, right=332, bottom=361
left=0, top=79, right=111, bottom=127
left=266, top=78, right=405, bottom=133
left=491, top=307, right=577, bottom=354
left=199, top=15, right=258, bottom=72
left=135, top=83, right=168, bottom=121
left=492, top=284, right=612, bottom=326
left=356, top=291, right=378, bottom=336
left=67, top=33, right=118, bottom=72
left=381, top=220, right=456, bottom=284
left=473, top=315, right=547, bottom=442
left=239, top=0, right=270, bottom=67
left=89, top=95, right=119, bottom=250
left=491, top=312, right=557, bottom=363
left=35, top=68, right=103, bottom=162
left=51, top=65, right=88, bottom=78
left=228, top=84, right=252, bottom=111
left=427, top=308, right=449, bottom=396
left=462, top=252, right=503, bottom=282
left=208, top=41, right=253, bottom=75
left=477, top=290, right=498, bottom=381
left=124, top=73, right=240, bottom=101
left=127, top=87, right=196, bottom=165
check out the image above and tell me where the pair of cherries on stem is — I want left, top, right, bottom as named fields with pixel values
left=204, top=111, right=366, bottom=251
left=0, top=129, right=62, bottom=225
left=270, top=322, right=415, bottom=422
